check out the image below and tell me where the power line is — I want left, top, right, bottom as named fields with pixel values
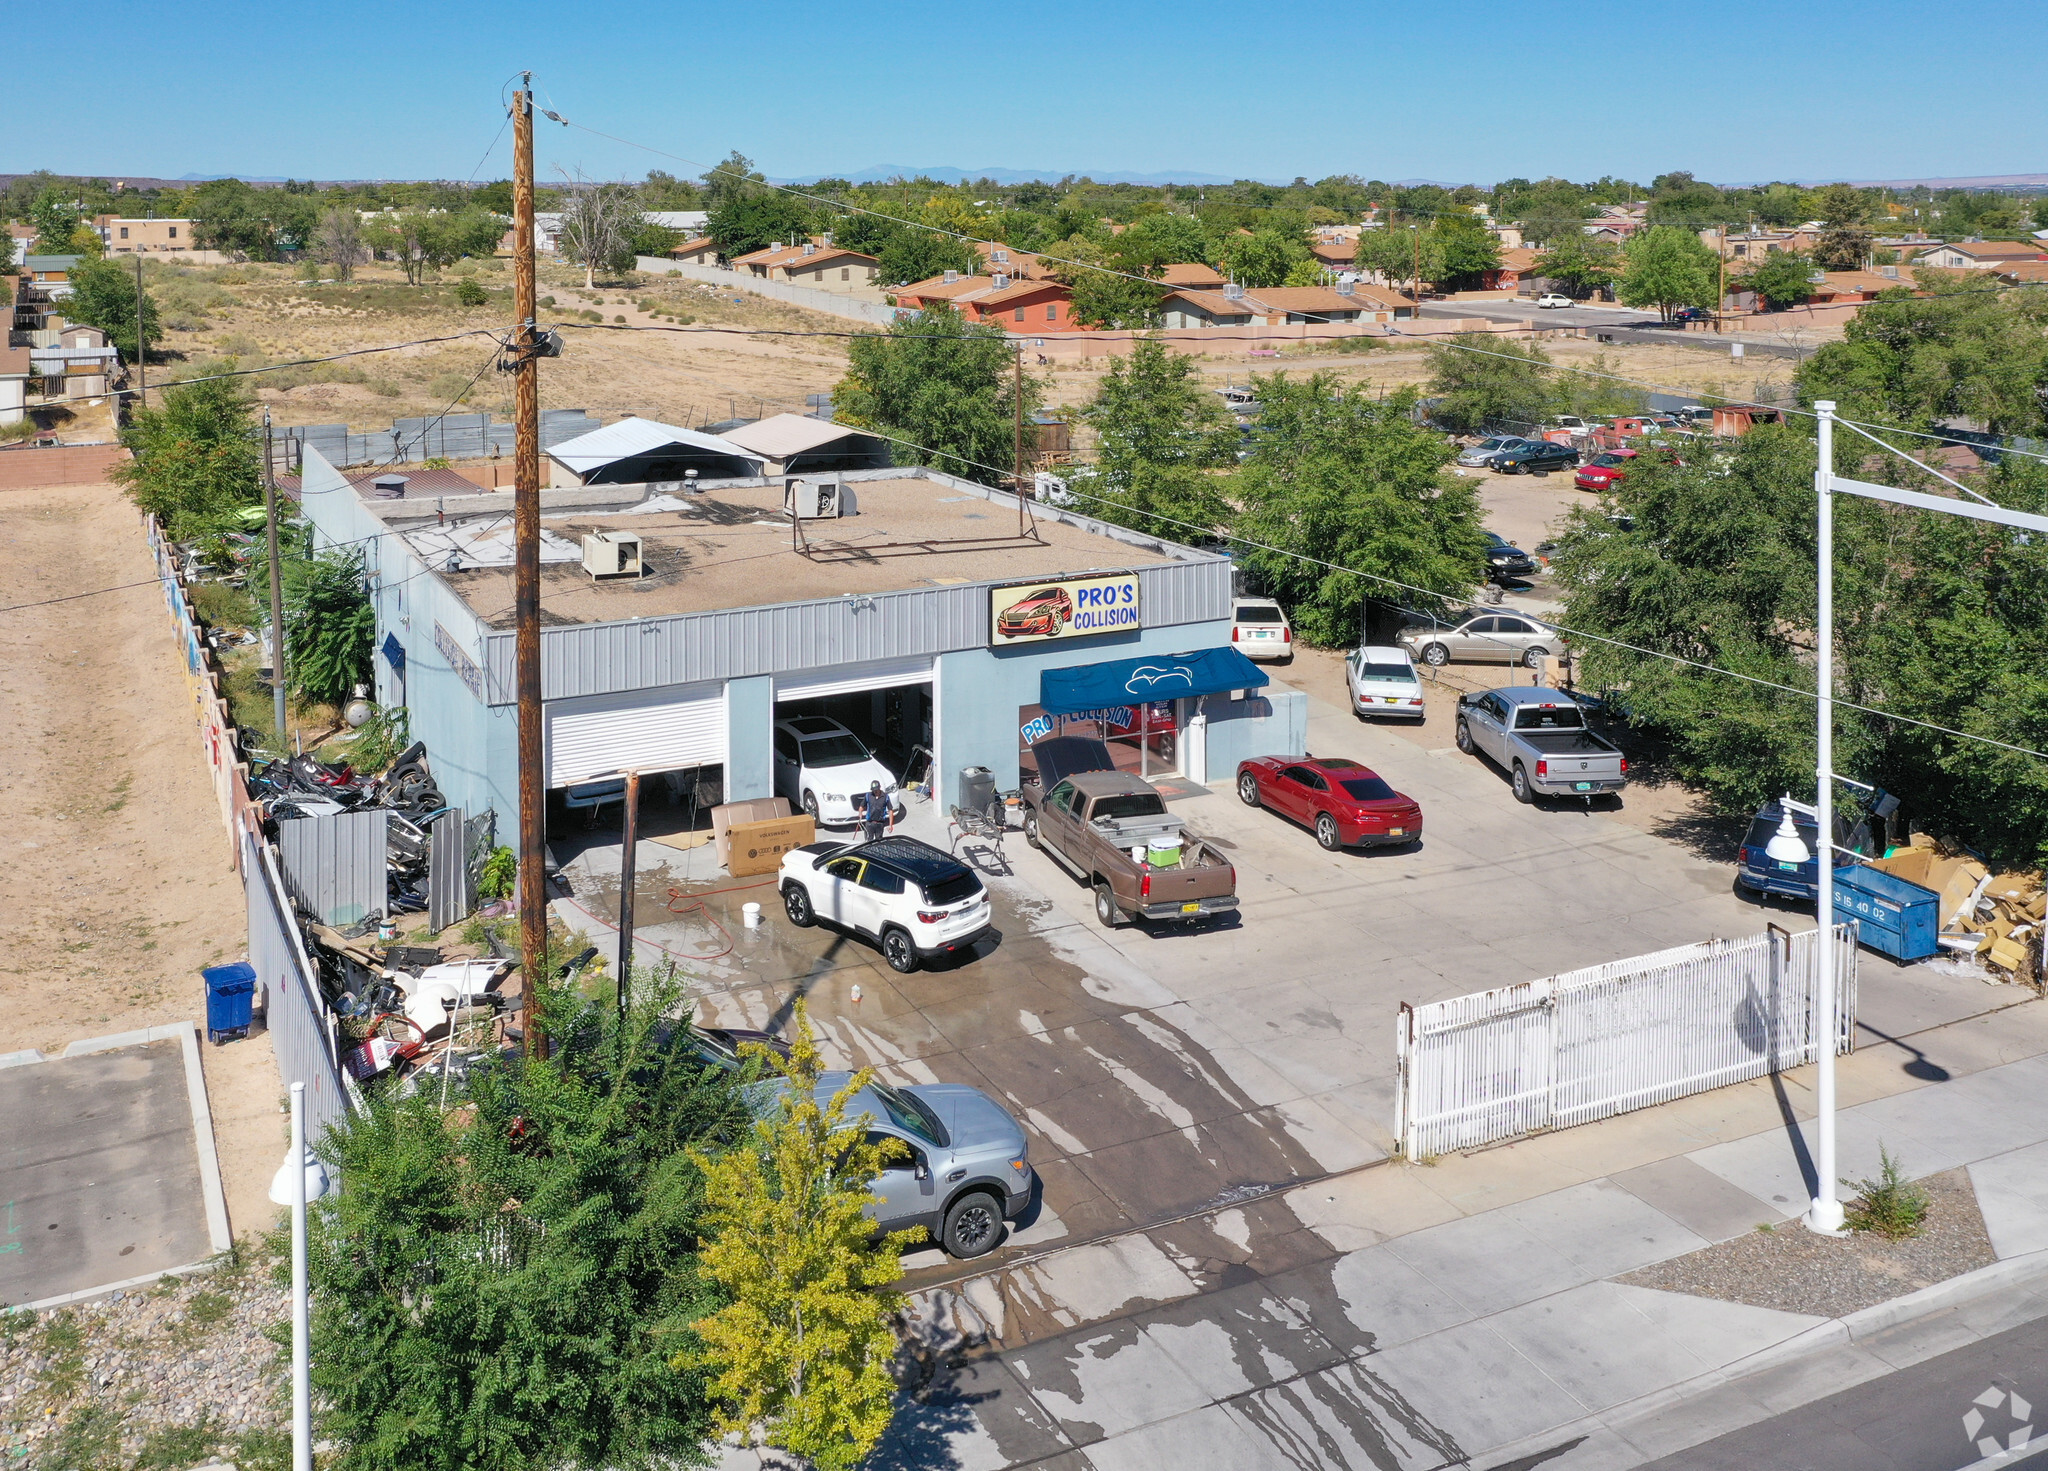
left=0, top=578, right=166, bottom=615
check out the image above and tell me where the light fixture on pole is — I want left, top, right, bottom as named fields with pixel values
left=1804, top=402, right=2048, bottom=1236
left=269, top=1082, right=332, bottom=1471
left=1762, top=806, right=1811, bottom=867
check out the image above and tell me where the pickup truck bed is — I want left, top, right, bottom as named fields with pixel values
left=1022, top=766, right=1238, bottom=927
left=1457, top=686, right=1628, bottom=804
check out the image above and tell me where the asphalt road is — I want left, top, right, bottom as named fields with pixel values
left=1635, top=1313, right=2048, bottom=1471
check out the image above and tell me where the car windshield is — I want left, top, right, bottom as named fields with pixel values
left=1591, top=454, right=1630, bottom=467
left=1340, top=776, right=1399, bottom=802
left=923, top=871, right=982, bottom=905
left=1475, top=437, right=1512, bottom=450
left=871, top=1082, right=945, bottom=1146
left=1235, top=604, right=1285, bottom=623
left=799, top=734, right=870, bottom=767
left=1091, top=792, right=1167, bottom=822
left=1357, top=662, right=1413, bottom=681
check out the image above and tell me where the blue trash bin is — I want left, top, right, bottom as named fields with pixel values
left=202, top=962, right=258, bottom=1045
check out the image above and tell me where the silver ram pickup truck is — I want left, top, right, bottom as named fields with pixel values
left=1455, top=686, right=1628, bottom=804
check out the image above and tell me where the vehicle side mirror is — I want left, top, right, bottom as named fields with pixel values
left=913, top=1159, right=929, bottom=1182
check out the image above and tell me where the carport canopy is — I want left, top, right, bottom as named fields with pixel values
left=1039, top=646, right=1268, bottom=715
left=546, top=416, right=766, bottom=484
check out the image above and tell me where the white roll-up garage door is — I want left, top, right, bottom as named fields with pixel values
left=775, top=654, right=933, bottom=703
left=545, top=680, right=727, bottom=787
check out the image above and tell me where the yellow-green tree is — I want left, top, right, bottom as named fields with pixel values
left=689, top=1003, right=911, bottom=1471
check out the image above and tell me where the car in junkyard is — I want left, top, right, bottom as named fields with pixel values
left=1491, top=440, right=1579, bottom=476
left=1573, top=449, right=1638, bottom=492
left=1455, top=686, right=1628, bottom=804
left=1484, top=532, right=1540, bottom=582
left=1455, top=435, right=1533, bottom=469
left=1400, top=611, right=1559, bottom=668
left=1236, top=755, right=1423, bottom=851
left=779, top=835, right=992, bottom=972
left=1344, top=645, right=1426, bottom=720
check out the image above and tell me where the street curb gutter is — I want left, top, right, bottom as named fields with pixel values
left=1478, top=1248, right=2048, bottom=1470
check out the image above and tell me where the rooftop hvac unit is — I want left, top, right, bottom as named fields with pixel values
left=581, top=531, right=644, bottom=579
left=784, top=478, right=846, bottom=519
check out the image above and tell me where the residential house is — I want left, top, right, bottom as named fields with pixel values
left=28, top=322, right=122, bottom=399
left=1585, top=204, right=1649, bottom=244
left=1807, top=269, right=1919, bottom=303
left=8, top=223, right=34, bottom=268
left=1487, top=246, right=1540, bottom=292
left=642, top=210, right=708, bottom=236
left=1157, top=262, right=1227, bottom=291
left=964, top=276, right=1082, bottom=330
left=0, top=340, right=30, bottom=424
left=1158, top=281, right=1411, bottom=329
left=1158, top=288, right=1254, bottom=330
left=729, top=237, right=881, bottom=289
left=667, top=235, right=721, bottom=266
left=891, top=270, right=999, bottom=310
left=1309, top=234, right=1356, bottom=270
left=22, top=255, right=80, bottom=300
left=1913, top=239, right=2048, bottom=270
left=95, top=217, right=196, bottom=253
left=973, top=242, right=1049, bottom=279
left=1993, top=260, right=2048, bottom=284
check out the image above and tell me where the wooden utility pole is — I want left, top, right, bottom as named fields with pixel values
left=263, top=408, right=288, bottom=749
left=1716, top=250, right=1726, bottom=335
left=511, top=78, right=547, bottom=1057
left=617, top=770, right=639, bottom=1026
left=132, top=255, right=147, bottom=410
left=1013, top=347, right=1027, bottom=532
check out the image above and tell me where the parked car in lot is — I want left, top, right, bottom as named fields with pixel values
left=1236, top=756, right=1422, bottom=851
left=1573, top=449, right=1637, bottom=491
left=1231, top=598, right=1293, bottom=662
left=779, top=835, right=992, bottom=972
left=1456, top=436, right=1532, bottom=469
left=1484, top=532, right=1540, bottom=582
left=1455, top=687, right=1628, bottom=804
left=1491, top=440, right=1580, bottom=476
left=1401, top=612, right=1559, bottom=668
left=1022, top=766, right=1238, bottom=928
left=1345, top=645, right=1426, bottom=720
left=754, top=1071, right=1034, bottom=1257
left=773, top=716, right=904, bottom=827
left=1534, top=293, right=1575, bottom=309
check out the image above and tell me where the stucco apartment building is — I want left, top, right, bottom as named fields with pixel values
left=729, top=236, right=881, bottom=291
left=95, top=217, right=197, bottom=253
left=1912, top=239, right=2048, bottom=271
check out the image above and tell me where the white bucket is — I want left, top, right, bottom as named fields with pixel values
left=742, top=902, right=762, bottom=928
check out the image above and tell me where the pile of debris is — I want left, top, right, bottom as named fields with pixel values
left=1868, top=835, right=2044, bottom=986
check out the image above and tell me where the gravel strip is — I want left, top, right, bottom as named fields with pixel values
left=1617, top=1168, right=1995, bottom=1319
left=1, top=1252, right=287, bottom=1468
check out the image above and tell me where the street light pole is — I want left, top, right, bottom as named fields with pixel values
left=1807, top=400, right=1846, bottom=1236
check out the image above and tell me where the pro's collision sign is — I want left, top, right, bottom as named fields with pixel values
left=989, top=572, right=1141, bottom=646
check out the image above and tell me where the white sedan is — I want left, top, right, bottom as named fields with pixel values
left=1346, top=645, right=1427, bottom=720
left=1534, top=293, right=1574, bottom=309
left=772, top=716, right=905, bottom=827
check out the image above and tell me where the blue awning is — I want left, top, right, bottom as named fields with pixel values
left=1039, top=647, right=1269, bottom=715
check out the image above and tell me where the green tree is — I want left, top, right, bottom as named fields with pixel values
left=1220, top=227, right=1308, bottom=288
left=29, top=190, right=78, bottom=254
left=1063, top=256, right=1166, bottom=329
left=1742, top=248, right=1819, bottom=310
left=1232, top=375, right=1488, bottom=643
left=638, top=170, right=704, bottom=209
left=1618, top=225, right=1718, bottom=318
left=1072, top=336, right=1238, bottom=537
left=114, top=376, right=261, bottom=539
left=1646, top=171, right=1727, bottom=229
left=61, top=257, right=160, bottom=361
left=1811, top=183, right=1873, bottom=269
left=1500, top=178, right=1594, bottom=246
left=1355, top=225, right=1430, bottom=293
left=1117, top=212, right=1212, bottom=267
left=1425, top=333, right=1555, bottom=434
left=1427, top=213, right=1501, bottom=291
left=284, top=548, right=375, bottom=706
left=306, top=969, right=750, bottom=1471
left=702, top=153, right=815, bottom=260
left=875, top=226, right=978, bottom=286
left=189, top=178, right=316, bottom=261
left=833, top=305, right=1041, bottom=484
left=1532, top=235, right=1622, bottom=298
left=690, top=1003, right=909, bottom=1471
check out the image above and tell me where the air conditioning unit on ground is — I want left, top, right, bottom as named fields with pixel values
left=784, top=478, right=849, bottom=519
left=581, top=531, right=644, bottom=579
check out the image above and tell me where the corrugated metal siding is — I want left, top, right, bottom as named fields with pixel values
left=480, top=557, right=1231, bottom=706
left=276, top=809, right=389, bottom=926
left=427, top=809, right=470, bottom=933
left=245, top=835, right=351, bottom=1143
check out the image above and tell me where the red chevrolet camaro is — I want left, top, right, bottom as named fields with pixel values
left=996, top=586, right=1074, bottom=637
left=1236, top=756, right=1423, bottom=852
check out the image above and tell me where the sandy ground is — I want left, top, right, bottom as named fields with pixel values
left=0, top=480, right=281, bottom=1243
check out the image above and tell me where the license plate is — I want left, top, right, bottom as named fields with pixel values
left=1389, top=828, right=1405, bottom=836
left=1181, top=902, right=1200, bottom=914
left=1383, top=697, right=1400, bottom=704
left=1574, top=781, right=1593, bottom=791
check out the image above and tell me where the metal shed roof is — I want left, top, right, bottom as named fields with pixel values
left=716, top=413, right=868, bottom=459
left=545, top=417, right=767, bottom=476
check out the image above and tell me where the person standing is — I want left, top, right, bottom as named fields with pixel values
left=861, top=781, right=888, bottom=844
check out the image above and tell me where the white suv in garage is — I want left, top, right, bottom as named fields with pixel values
left=773, top=716, right=905, bottom=827
left=778, top=836, right=992, bottom=972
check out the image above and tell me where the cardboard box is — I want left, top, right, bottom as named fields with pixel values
left=1987, top=936, right=2029, bottom=971
left=726, top=815, right=816, bottom=877
left=712, top=797, right=792, bottom=869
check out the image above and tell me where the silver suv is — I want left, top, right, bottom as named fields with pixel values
left=761, top=1072, right=1035, bottom=1258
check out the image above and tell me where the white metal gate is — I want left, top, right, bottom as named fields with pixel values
left=545, top=680, right=727, bottom=786
left=1395, top=926, right=1856, bottom=1159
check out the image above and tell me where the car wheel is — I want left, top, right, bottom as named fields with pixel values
left=1237, top=771, right=1261, bottom=806
left=881, top=926, right=919, bottom=973
left=1094, top=882, right=1125, bottom=929
left=1455, top=719, right=1474, bottom=754
left=1421, top=643, right=1449, bottom=667
left=801, top=790, right=820, bottom=822
left=1023, top=811, right=1042, bottom=849
left=1157, top=734, right=1176, bottom=763
left=1512, top=764, right=1535, bottom=804
left=1523, top=646, right=1549, bottom=670
left=941, top=1191, right=1004, bottom=1259
left=782, top=883, right=815, bottom=928
left=1315, top=813, right=1342, bottom=851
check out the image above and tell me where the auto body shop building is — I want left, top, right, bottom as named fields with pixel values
left=297, top=446, right=1306, bottom=845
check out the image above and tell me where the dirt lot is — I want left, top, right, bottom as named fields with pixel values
left=0, top=478, right=280, bottom=1242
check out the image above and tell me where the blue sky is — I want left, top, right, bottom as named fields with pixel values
left=12, top=0, right=2046, bottom=186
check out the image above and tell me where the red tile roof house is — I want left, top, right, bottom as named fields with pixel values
left=728, top=236, right=881, bottom=288
left=892, top=271, right=1092, bottom=330
left=1158, top=282, right=1413, bottom=329
left=667, top=235, right=721, bottom=266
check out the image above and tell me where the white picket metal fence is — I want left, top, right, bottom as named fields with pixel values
left=1395, top=925, right=1856, bottom=1158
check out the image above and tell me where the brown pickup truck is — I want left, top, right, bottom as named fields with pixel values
left=1021, top=768, right=1238, bottom=928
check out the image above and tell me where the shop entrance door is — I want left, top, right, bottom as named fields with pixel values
left=1017, top=699, right=1183, bottom=789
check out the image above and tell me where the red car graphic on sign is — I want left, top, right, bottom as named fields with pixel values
left=996, top=586, right=1074, bottom=638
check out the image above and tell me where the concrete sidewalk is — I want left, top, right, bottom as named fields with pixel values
left=866, top=998, right=2048, bottom=1471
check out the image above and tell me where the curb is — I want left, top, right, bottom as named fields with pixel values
left=1479, top=1247, right=2048, bottom=1470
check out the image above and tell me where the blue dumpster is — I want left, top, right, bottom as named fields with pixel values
left=202, top=962, right=258, bottom=1045
left=1832, top=865, right=1940, bottom=962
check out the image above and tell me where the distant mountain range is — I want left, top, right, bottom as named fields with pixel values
left=772, top=165, right=1475, bottom=188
